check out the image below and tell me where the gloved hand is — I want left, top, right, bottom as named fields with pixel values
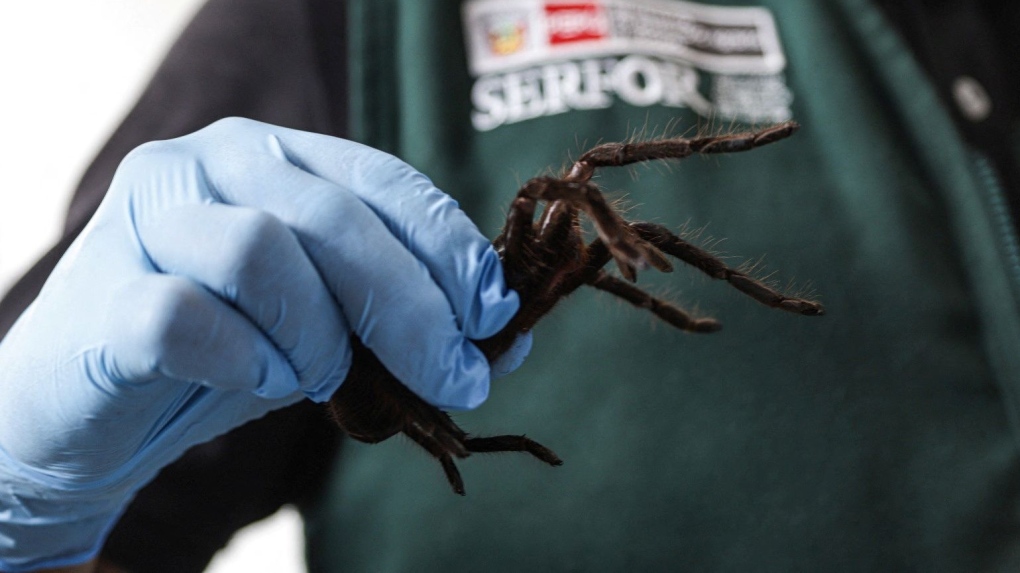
left=0, top=118, right=525, bottom=571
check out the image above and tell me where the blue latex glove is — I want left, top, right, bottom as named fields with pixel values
left=0, top=118, right=526, bottom=571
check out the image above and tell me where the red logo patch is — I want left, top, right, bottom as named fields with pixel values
left=545, top=2, right=609, bottom=45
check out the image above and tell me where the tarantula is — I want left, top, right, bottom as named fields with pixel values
left=327, top=121, right=824, bottom=494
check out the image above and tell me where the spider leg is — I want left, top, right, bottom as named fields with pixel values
left=497, top=195, right=539, bottom=282
left=522, top=199, right=582, bottom=292
left=464, top=435, right=564, bottom=466
left=632, top=222, right=825, bottom=316
left=571, top=122, right=799, bottom=175
left=529, top=201, right=585, bottom=295
left=498, top=193, right=584, bottom=291
left=546, top=237, right=611, bottom=301
left=535, top=200, right=581, bottom=257
left=517, top=177, right=670, bottom=281
left=483, top=199, right=585, bottom=360
left=403, top=425, right=468, bottom=495
left=403, top=410, right=471, bottom=458
left=589, top=270, right=722, bottom=332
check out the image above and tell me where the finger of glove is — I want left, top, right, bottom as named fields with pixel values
left=490, top=332, right=534, bottom=378
left=194, top=119, right=519, bottom=340
left=135, top=203, right=350, bottom=401
left=102, top=274, right=302, bottom=398
left=191, top=149, right=490, bottom=409
left=291, top=145, right=516, bottom=340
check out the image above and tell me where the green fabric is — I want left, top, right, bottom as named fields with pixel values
left=306, top=1, right=1020, bottom=570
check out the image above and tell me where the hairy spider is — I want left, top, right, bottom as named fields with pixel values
left=327, top=121, right=824, bottom=495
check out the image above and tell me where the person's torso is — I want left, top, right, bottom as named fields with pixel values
left=305, top=1, right=1020, bottom=570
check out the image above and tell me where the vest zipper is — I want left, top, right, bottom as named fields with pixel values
left=972, top=153, right=1020, bottom=294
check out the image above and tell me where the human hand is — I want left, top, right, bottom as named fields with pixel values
left=0, top=118, right=521, bottom=571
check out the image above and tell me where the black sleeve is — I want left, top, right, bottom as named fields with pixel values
left=0, top=0, right=349, bottom=571
left=102, top=401, right=342, bottom=573
left=874, top=0, right=1020, bottom=220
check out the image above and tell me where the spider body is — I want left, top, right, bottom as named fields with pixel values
left=327, top=122, right=824, bottom=495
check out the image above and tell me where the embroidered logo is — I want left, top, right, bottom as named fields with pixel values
left=463, top=0, right=793, bottom=131
left=545, top=3, right=610, bottom=45
left=482, top=10, right=530, bottom=55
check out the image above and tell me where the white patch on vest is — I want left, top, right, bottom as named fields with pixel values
left=462, top=0, right=793, bottom=131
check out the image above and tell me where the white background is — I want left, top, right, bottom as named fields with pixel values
left=0, top=1, right=306, bottom=571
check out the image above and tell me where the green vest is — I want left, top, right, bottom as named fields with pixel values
left=306, top=1, right=1020, bottom=570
